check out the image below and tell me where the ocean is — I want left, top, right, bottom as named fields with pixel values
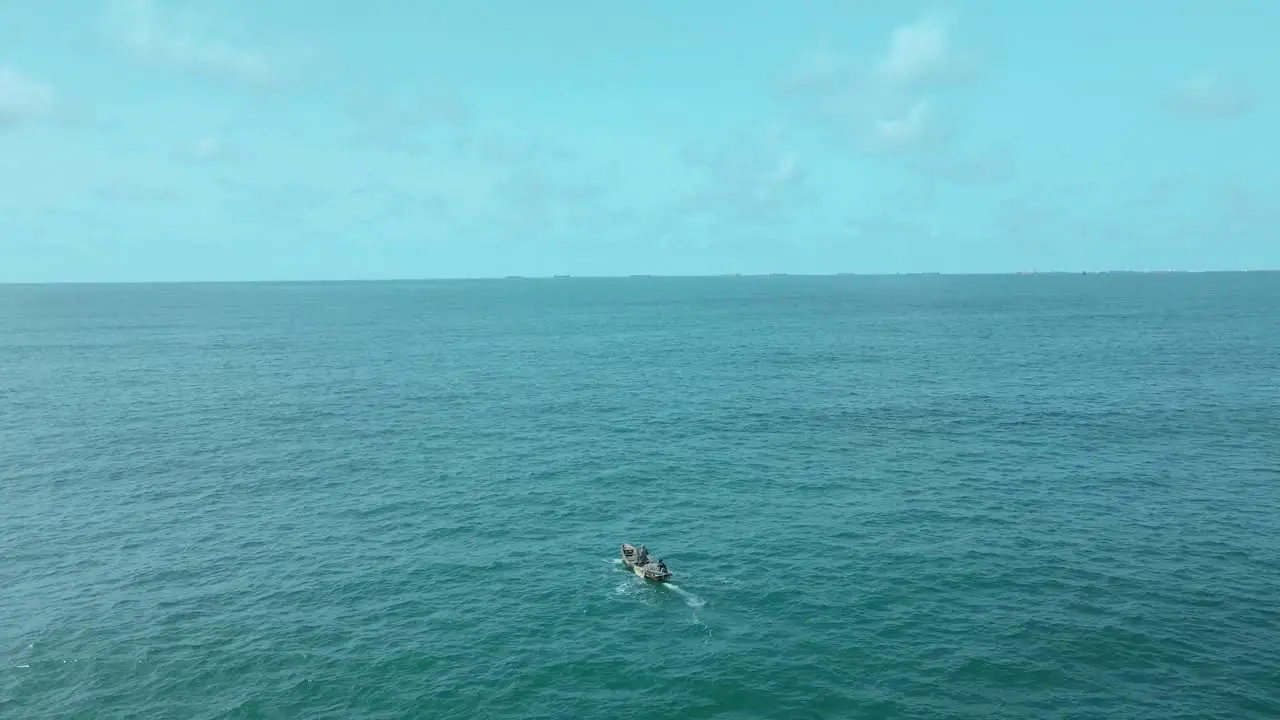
left=2, top=273, right=1278, bottom=719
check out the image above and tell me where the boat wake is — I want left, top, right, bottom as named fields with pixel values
left=604, top=556, right=705, bottom=607
left=606, top=556, right=706, bottom=604
left=665, top=583, right=706, bottom=608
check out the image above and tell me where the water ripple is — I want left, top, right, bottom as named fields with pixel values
left=2, top=275, right=1279, bottom=718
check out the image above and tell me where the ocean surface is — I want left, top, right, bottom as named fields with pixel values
left=2, top=273, right=1279, bottom=719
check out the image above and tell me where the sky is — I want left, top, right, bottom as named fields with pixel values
left=1, top=0, right=1278, bottom=282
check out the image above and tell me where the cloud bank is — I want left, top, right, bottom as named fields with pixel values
left=103, top=0, right=280, bottom=87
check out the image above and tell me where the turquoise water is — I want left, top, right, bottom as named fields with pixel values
left=2, top=273, right=1278, bottom=719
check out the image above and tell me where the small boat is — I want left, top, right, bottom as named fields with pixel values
left=621, top=543, right=672, bottom=582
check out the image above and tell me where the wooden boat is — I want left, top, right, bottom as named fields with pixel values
left=620, top=543, right=672, bottom=582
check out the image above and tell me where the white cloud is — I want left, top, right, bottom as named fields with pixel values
left=174, top=133, right=237, bottom=162
left=773, top=153, right=799, bottom=184
left=674, top=131, right=810, bottom=229
left=871, top=99, right=936, bottom=152
left=776, top=11, right=993, bottom=183
left=1168, top=71, right=1255, bottom=121
left=872, top=12, right=979, bottom=90
left=104, top=0, right=277, bottom=87
left=0, top=66, right=55, bottom=128
left=190, top=135, right=220, bottom=159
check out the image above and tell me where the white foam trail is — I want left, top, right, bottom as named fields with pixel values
left=605, top=558, right=706, bottom=608
left=665, top=583, right=706, bottom=608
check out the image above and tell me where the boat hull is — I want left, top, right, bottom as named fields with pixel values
left=621, top=543, right=672, bottom=582
left=631, top=564, right=670, bottom=583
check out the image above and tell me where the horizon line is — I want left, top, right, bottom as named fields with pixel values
left=1, top=268, right=1278, bottom=286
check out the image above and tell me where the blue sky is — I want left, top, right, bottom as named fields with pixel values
left=1, top=0, right=1277, bottom=281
